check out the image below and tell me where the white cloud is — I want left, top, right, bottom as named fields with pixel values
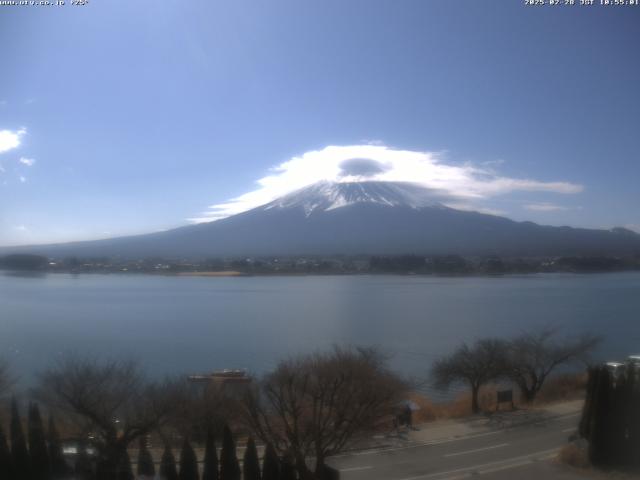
left=445, top=203, right=506, bottom=216
left=524, top=202, right=572, bottom=212
left=482, top=159, right=505, bottom=166
left=0, top=128, right=26, bottom=154
left=19, top=157, right=35, bottom=167
left=14, top=225, right=28, bottom=232
left=360, top=138, right=385, bottom=146
left=19, top=175, right=27, bottom=183
left=191, top=145, right=584, bottom=223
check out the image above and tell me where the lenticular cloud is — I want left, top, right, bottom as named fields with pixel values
left=189, top=145, right=583, bottom=223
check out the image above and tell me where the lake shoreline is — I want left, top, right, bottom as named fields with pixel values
left=3, top=268, right=640, bottom=279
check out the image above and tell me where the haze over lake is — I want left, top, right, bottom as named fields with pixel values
left=3, top=272, right=640, bottom=392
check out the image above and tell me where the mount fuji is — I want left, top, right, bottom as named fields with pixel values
left=260, top=181, right=446, bottom=215
left=4, top=181, right=640, bottom=259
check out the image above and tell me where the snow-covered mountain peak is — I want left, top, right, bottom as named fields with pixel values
left=263, top=181, right=446, bottom=216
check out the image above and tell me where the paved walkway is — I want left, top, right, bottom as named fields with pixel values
left=331, top=404, right=587, bottom=480
left=363, top=400, right=585, bottom=451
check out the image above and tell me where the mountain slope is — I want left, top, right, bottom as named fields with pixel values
left=262, top=181, right=445, bottom=214
left=3, top=181, right=640, bottom=259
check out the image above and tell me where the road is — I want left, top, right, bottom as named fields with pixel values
left=328, top=412, right=584, bottom=480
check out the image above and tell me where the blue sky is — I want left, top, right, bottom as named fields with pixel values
left=1, top=0, right=639, bottom=246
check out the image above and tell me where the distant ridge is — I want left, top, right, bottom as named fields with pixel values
left=3, top=181, right=640, bottom=259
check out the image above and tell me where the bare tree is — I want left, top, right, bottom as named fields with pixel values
left=431, top=338, right=508, bottom=414
left=35, top=356, right=177, bottom=480
left=242, top=346, right=406, bottom=479
left=505, top=329, right=601, bottom=402
left=163, top=378, right=235, bottom=443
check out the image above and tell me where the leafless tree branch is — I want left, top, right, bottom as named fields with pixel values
left=242, top=346, right=406, bottom=479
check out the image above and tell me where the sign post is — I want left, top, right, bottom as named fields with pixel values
left=496, top=389, right=515, bottom=411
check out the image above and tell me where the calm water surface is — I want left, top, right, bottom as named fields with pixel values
left=2, top=272, right=640, bottom=390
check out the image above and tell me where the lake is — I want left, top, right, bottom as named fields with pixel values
left=2, top=272, right=640, bottom=396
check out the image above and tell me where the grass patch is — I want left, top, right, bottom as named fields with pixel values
left=407, top=387, right=502, bottom=422
left=557, top=443, right=591, bottom=470
left=534, top=372, right=587, bottom=405
left=408, top=372, right=587, bottom=423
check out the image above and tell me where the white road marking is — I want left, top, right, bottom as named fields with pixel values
left=332, top=411, right=580, bottom=459
left=431, top=475, right=469, bottom=480
left=477, top=458, right=533, bottom=474
left=340, top=465, right=373, bottom=472
left=332, top=430, right=502, bottom=458
left=478, top=452, right=557, bottom=475
left=443, top=443, right=509, bottom=458
left=396, top=448, right=560, bottom=480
